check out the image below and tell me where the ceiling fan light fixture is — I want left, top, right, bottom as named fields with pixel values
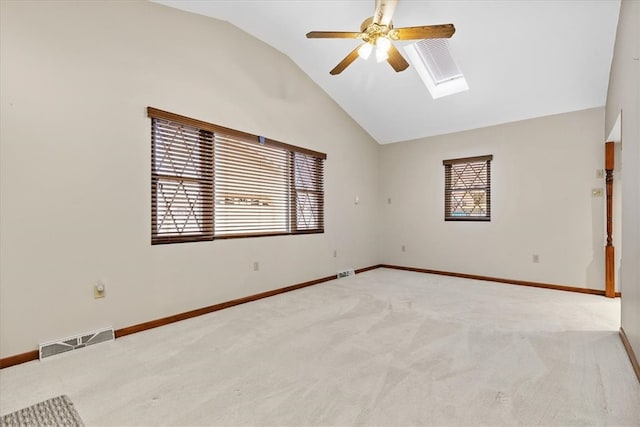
left=357, top=42, right=373, bottom=60
left=375, top=46, right=389, bottom=63
left=376, top=36, right=391, bottom=53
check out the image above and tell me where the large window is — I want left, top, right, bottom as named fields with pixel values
left=149, top=107, right=325, bottom=244
left=443, top=155, right=492, bottom=221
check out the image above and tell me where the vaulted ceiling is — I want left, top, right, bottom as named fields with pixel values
left=154, top=0, right=620, bottom=144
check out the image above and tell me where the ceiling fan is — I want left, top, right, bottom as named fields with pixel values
left=306, top=0, right=455, bottom=75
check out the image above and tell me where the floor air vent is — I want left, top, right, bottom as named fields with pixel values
left=337, top=269, right=355, bottom=279
left=39, top=327, right=114, bottom=360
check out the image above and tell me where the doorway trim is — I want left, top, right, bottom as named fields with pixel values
left=605, top=141, right=615, bottom=298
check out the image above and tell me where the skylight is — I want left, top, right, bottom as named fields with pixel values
left=404, top=39, right=469, bottom=99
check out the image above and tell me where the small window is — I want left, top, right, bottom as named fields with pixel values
left=443, top=155, right=492, bottom=221
left=151, top=118, right=214, bottom=244
left=214, top=133, right=290, bottom=237
left=149, top=107, right=326, bottom=244
left=404, top=39, right=469, bottom=99
left=293, top=152, right=324, bottom=232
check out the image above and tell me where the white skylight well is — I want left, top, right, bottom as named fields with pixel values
left=405, top=39, right=469, bottom=99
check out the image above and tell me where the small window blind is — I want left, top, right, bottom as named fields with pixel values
left=151, top=118, right=214, bottom=244
left=148, top=107, right=326, bottom=244
left=443, top=155, right=492, bottom=221
left=293, top=152, right=325, bottom=232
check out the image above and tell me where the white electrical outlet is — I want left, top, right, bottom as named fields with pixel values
left=333, top=250, right=337, bottom=258
left=94, top=281, right=106, bottom=299
left=253, top=261, right=259, bottom=271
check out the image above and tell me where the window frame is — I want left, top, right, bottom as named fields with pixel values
left=443, top=155, right=492, bottom=222
left=148, top=107, right=326, bottom=244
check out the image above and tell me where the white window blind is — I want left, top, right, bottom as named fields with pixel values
left=214, top=134, right=290, bottom=237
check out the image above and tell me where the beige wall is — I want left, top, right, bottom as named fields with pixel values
left=605, top=0, right=640, bottom=364
left=0, top=1, right=380, bottom=358
left=378, top=108, right=607, bottom=289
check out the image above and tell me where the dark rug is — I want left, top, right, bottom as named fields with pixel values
left=0, top=395, right=84, bottom=427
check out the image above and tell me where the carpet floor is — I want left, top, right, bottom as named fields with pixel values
left=1, top=268, right=639, bottom=426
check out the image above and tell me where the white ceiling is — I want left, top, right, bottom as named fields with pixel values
left=154, top=0, right=620, bottom=144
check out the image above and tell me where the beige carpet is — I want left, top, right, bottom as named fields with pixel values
left=1, top=268, right=639, bottom=425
